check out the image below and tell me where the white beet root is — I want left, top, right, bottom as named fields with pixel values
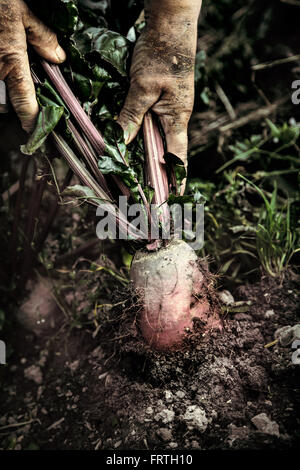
left=130, top=239, right=222, bottom=351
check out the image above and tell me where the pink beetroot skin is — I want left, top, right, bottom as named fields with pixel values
left=130, top=239, right=222, bottom=351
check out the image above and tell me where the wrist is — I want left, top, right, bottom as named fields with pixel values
left=144, top=0, right=201, bottom=55
left=145, top=0, right=201, bottom=28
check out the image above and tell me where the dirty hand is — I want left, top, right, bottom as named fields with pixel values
left=118, top=0, right=202, bottom=169
left=0, top=0, right=66, bottom=132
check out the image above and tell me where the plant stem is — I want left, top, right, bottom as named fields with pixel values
left=41, top=62, right=106, bottom=154
left=41, top=61, right=133, bottom=199
left=68, top=120, right=111, bottom=195
left=143, top=112, right=169, bottom=225
left=11, top=157, right=30, bottom=276
left=20, top=166, right=47, bottom=285
left=51, top=132, right=145, bottom=240
left=36, top=168, right=73, bottom=251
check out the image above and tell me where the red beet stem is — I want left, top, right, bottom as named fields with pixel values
left=143, top=113, right=169, bottom=224
left=41, top=61, right=106, bottom=155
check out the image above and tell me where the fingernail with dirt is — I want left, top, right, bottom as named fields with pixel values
left=123, top=129, right=131, bottom=145
left=55, top=45, right=66, bottom=63
left=121, top=121, right=138, bottom=145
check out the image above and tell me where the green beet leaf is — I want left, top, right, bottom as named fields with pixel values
left=20, top=105, right=64, bottom=156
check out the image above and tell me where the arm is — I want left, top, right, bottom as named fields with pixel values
left=0, top=0, right=66, bottom=132
left=118, top=0, right=202, bottom=169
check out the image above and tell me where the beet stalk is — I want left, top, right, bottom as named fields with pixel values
left=129, top=114, right=222, bottom=351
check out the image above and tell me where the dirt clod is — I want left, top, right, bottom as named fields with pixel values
left=183, top=405, right=208, bottom=432
left=251, top=413, right=280, bottom=437
left=23, top=365, right=43, bottom=385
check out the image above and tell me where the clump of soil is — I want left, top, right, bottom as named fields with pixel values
left=0, top=270, right=299, bottom=450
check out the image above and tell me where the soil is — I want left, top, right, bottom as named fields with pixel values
left=0, top=267, right=299, bottom=450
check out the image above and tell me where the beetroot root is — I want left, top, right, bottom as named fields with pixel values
left=130, top=239, right=222, bottom=351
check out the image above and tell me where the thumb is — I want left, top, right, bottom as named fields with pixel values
left=23, top=8, right=66, bottom=64
left=156, top=113, right=189, bottom=195
left=157, top=113, right=189, bottom=169
left=118, top=81, right=159, bottom=145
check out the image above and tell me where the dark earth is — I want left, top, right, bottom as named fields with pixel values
left=0, top=261, right=299, bottom=450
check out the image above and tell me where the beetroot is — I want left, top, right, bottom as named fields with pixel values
left=130, top=239, right=222, bottom=351
left=31, top=64, right=222, bottom=352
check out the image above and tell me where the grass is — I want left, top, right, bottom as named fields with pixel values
left=239, top=174, right=300, bottom=277
left=193, top=117, right=300, bottom=284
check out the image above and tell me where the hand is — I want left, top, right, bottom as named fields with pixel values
left=0, top=0, right=66, bottom=132
left=118, top=2, right=201, bottom=169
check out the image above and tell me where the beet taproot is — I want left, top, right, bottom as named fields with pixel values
left=130, top=239, right=222, bottom=351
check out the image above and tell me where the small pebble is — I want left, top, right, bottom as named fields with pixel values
left=165, top=390, right=173, bottom=403
left=218, top=290, right=235, bottom=306
left=265, top=309, right=275, bottom=319
left=251, top=413, right=279, bottom=437
left=169, top=442, right=178, bottom=449
left=156, top=428, right=172, bottom=442
left=154, top=409, right=175, bottom=424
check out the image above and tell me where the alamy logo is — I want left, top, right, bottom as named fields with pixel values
left=95, top=197, right=205, bottom=250
left=0, top=340, right=6, bottom=365
left=291, top=80, right=300, bottom=105
left=291, top=340, right=300, bottom=365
